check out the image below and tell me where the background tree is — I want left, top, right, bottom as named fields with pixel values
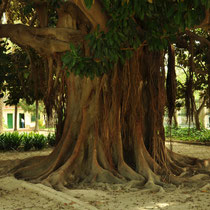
left=0, top=40, right=11, bottom=131
left=0, top=97, right=3, bottom=132
left=176, top=29, right=209, bottom=130
left=0, top=40, right=46, bottom=130
left=0, top=0, right=209, bottom=190
left=19, top=99, right=46, bottom=131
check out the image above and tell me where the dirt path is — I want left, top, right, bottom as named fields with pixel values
left=0, top=142, right=210, bottom=210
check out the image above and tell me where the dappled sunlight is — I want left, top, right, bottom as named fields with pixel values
left=133, top=202, right=170, bottom=209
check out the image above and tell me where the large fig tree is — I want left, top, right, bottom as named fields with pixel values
left=0, top=0, right=209, bottom=189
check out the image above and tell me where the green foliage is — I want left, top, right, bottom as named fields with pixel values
left=22, top=133, right=34, bottom=151
left=198, top=131, right=210, bottom=142
left=0, top=132, right=56, bottom=151
left=62, top=0, right=209, bottom=78
left=6, top=0, right=36, bottom=25
left=175, top=29, right=209, bottom=123
left=0, top=132, right=22, bottom=150
left=19, top=100, right=45, bottom=118
left=0, top=41, right=11, bottom=91
left=0, top=42, right=45, bottom=107
left=32, top=133, right=46, bottom=150
left=165, top=127, right=210, bottom=142
left=47, top=133, right=56, bottom=147
left=84, top=0, right=94, bottom=9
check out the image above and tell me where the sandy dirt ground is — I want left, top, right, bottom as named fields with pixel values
left=0, top=142, right=210, bottom=210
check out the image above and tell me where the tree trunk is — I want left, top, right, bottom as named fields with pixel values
left=173, top=110, right=178, bottom=128
left=0, top=97, right=3, bottom=133
left=194, top=97, right=207, bottom=130
left=14, top=105, right=18, bottom=131
left=194, top=112, right=201, bottom=130
left=11, top=48, right=208, bottom=189
left=199, top=106, right=205, bottom=128
left=34, top=100, right=39, bottom=132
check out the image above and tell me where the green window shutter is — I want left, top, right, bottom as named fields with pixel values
left=7, top=113, right=13, bottom=129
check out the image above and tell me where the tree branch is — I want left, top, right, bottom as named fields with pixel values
left=197, top=96, right=207, bottom=115
left=197, top=9, right=210, bottom=31
left=69, top=0, right=108, bottom=32
left=0, top=24, right=84, bottom=54
left=185, top=30, right=210, bottom=47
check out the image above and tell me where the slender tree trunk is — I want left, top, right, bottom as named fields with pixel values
left=194, top=97, right=207, bottom=130
left=194, top=112, right=201, bottom=130
left=14, top=105, right=18, bottom=131
left=34, top=100, right=39, bottom=132
left=173, top=110, right=178, bottom=128
left=199, top=106, right=205, bottom=128
left=0, top=98, right=3, bottom=133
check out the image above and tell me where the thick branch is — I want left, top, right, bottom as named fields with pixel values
left=197, top=9, right=210, bottom=31
left=197, top=96, right=207, bottom=115
left=0, top=24, right=84, bottom=54
left=70, top=0, right=108, bottom=32
left=31, top=0, right=108, bottom=31
left=186, top=30, right=210, bottom=47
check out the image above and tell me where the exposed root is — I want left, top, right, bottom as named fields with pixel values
left=0, top=159, right=21, bottom=177
left=117, top=161, right=145, bottom=182
left=42, top=170, right=69, bottom=191
left=143, top=180, right=165, bottom=193
left=93, top=169, right=124, bottom=184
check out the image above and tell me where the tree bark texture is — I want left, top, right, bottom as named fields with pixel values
left=14, top=105, right=18, bottom=131
left=34, top=100, right=39, bottom=132
left=194, top=97, right=207, bottom=130
left=173, top=110, right=178, bottom=128
left=0, top=97, right=4, bottom=133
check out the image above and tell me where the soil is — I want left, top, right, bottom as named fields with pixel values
left=0, top=142, right=210, bottom=210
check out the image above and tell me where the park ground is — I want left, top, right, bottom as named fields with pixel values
left=0, top=142, right=210, bottom=210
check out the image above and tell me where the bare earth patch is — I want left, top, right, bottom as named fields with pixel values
left=0, top=143, right=210, bottom=210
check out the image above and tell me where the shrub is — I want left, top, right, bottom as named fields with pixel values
left=32, top=133, right=47, bottom=150
left=47, top=133, right=56, bottom=147
left=22, top=133, right=34, bottom=151
left=1, top=132, right=22, bottom=150
left=165, top=127, right=210, bottom=142
left=0, top=132, right=55, bottom=151
left=0, top=134, right=5, bottom=150
left=198, top=130, right=210, bottom=142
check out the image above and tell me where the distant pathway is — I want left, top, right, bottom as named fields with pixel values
left=166, top=142, right=210, bottom=159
